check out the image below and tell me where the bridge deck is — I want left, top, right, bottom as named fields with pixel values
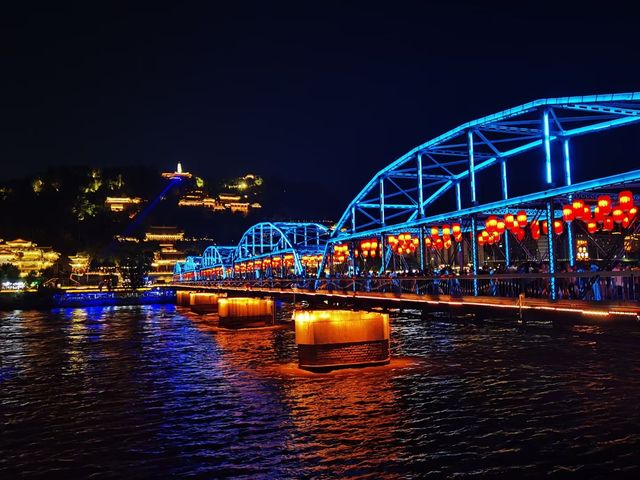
left=170, top=283, right=640, bottom=323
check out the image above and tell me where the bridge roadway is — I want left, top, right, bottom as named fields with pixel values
left=169, top=278, right=640, bottom=324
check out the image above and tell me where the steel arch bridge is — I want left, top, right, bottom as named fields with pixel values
left=234, top=222, right=330, bottom=276
left=322, top=93, right=640, bottom=277
left=201, top=245, right=236, bottom=279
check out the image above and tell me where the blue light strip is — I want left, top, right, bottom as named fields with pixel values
left=331, top=93, right=640, bottom=237
left=564, top=138, right=575, bottom=267
left=471, top=217, right=478, bottom=296
left=455, top=182, right=462, bottom=210
left=501, top=158, right=510, bottom=267
left=543, top=110, right=552, bottom=184
left=332, top=169, right=640, bottom=241
left=563, top=138, right=572, bottom=186
left=468, top=130, right=477, bottom=203
left=417, top=154, right=425, bottom=217
left=546, top=201, right=557, bottom=300
left=379, top=178, right=385, bottom=226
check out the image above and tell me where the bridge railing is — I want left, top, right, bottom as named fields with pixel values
left=182, top=271, right=640, bottom=303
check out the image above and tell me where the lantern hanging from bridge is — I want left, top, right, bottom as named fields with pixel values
left=505, top=214, right=515, bottom=229
left=572, top=199, right=584, bottom=218
left=477, top=234, right=485, bottom=246
left=496, top=220, right=506, bottom=234
left=597, top=195, right=612, bottom=214
left=424, top=237, right=432, bottom=248
left=622, top=216, right=631, bottom=228
left=619, top=190, right=633, bottom=210
left=562, top=205, right=574, bottom=222
left=481, top=230, right=490, bottom=243
left=515, top=228, right=525, bottom=241
left=442, top=225, right=451, bottom=237
left=582, top=205, right=592, bottom=221
left=593, top=206, right=603, bottom=222
left=587, top=221, right=598, bottom=234
left=435, top=238, right=444, bottom=250
left=452, top=223, right=461, bottom=235
left=542, top=221, right=549, bottom=235
left=612, top=207, right=624, bottom=223
left=531, top=220, right=540, bottom=240
left=602, top=216, right=614, bottom=231
left=430, top=227, right=439, bottom=237
left=516, top=210, right=528, bottom=227
left=512, top=219, right=520, bottom=230
left=485, top=216, right=498, bottom=232
left=553, top=220, right=564, bottom=235
left=629, top=206, right=638, bottom=219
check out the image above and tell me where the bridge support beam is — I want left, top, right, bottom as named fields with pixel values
left=563, top=138, right=575, bottom=267
left=546, top=201, right=557, bottom=301
left=471, top=216, right=479, bottom=296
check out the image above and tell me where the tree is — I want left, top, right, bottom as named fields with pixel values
left=0, top=263, right=21, bottom=283
left=118, top=253, right=152, bottom=290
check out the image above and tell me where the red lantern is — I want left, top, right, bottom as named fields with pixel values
left=430, top=227, right=439, bottom=237
left=505, top=214, right=515, bottom=228
left=516, top=210, right=528, bottom=227
left=477, top=234, right=485, bottom=246
left=593, top=206, right=603, bottom=222
left=629, top=206, right=638, bottom=219
left=442, top=225, right=451, bottom=237
left=531, top=227, right=540, bottom=240
left=562, top=205, right=574, bottom=222
left=481, top=230, right=490, bottom=242
left=619, top=190, right=633, bottom=210
left=553, top=220, right=563, bottom=235
left=603, top=216, right=614, bottom=231
left=582, top=205, right=592, bottom=221
left=622, top=216, right=631, bottom=229
left=516, top=229, right=525, bottom=241
left=424, top=237, right=432, bottom=248
left=485, top=215, right=498, bottom=232
left=496, top=220, right=506, bottom=234
left=572, top=199, right=585, bottom=218
left=612, top=207, right=624, bottom=223
left=452, top=223, right=461, bottom=235
left=542, top=221, right=549, bottom=235
left=587, top=221, right=597, bottom=234
left=597, top=195, right=612, bottom=214
left=435, top=238, right=444, bottom=250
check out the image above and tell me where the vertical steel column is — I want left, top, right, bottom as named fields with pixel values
left=471, top=216, right=479, bottom=296
left=467, top=130, right=477, bottom=204
left=260, top=224, right=264, bottom=253
left=543, top=109, right=553, bottom=184
left=546, top=201, right=557, bottom=300
left=351, top=206, right=356, bottom=234
left=455, top=182, right=463, bottom=269
left=563, top=138, right=575, bottom=267
left=252, top=228, right=256, bottom=256
left=501, top=159, right=510, bottom=267
left=418, top=226, right=425, bottom=271
left=379, top=233, right=386, bottom=273
left=417, top=154, right=425, bottom=217
left=379, top=178, right=386, bottom=226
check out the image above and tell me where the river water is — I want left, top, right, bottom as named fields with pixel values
left=1, top=304, right=640, bottom=478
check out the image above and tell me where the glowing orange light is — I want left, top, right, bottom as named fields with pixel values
left=619, top=190, right=633, bottom=210
left=553, top=220, right=563, bottom=235
left=562, top=205, right=574, bottom=222
left=612, top=207, right=624, bottom=223
left=516, top=210, right=528, bottom=227
left=597, top=195, right=612, bottom=214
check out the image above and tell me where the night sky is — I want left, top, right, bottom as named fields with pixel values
left=3, top=1, right=639, bottom=214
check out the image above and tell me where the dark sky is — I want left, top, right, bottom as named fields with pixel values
left=2, top=1, right=639, bottom=212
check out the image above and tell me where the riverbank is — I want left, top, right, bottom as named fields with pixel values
left=0, top=287, right=175, bottom=310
